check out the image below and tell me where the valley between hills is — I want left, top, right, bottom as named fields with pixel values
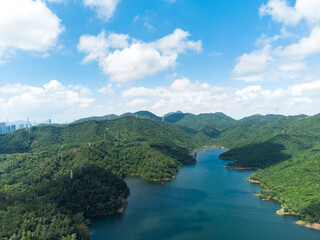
left=1, top=111, right=320, bottom=239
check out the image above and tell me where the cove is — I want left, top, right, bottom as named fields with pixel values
left=90, top=148, right=320, bottom=240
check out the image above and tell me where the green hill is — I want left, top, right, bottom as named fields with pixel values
left=0, top=116, right=213, bottom=154
left=73, top=111, right=161, bottom=124
left=120, top=111, right=161, bottom=121
left=217, top=113, right=320, bottom=224
left=73, top=114, right=118, bottom=123
left=174, top=112, right=236, bottom=131
left=0, top=116, right=214, bottom=239
left=216, top=114, right=309, bottom=147
left=163, top=111, right=188, bottom=123
left=2, top=111, right=320, bottom=238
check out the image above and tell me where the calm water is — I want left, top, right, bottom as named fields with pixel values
left=90, top=148, right=320, bottom=240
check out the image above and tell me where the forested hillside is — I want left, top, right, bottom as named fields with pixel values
left=216, top=114, right=320, bottom=226
left=73, top=111, right=161, bottom=123
left=173, top=112, right=236, bottom=131
left=0, top=116, right=214, bottom=239
left=2, top=111, right=320, bottom=238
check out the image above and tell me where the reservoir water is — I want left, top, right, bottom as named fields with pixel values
left=90, top=148, right=320, bottom=240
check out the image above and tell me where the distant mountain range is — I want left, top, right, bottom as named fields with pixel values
left=73, top=110, right=236, bottom=131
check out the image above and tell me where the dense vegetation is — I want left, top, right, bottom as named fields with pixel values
left=170, top=112, right=236, bottom=131
left=217, top=114, right=320, bottom=224
left=73, top=111, right=235, bottom=132
left=73, top=111, right=161, bottom=123
left=0, top=116, right=214, bottom=239
left=0, top=150, right=129, bottom=240
left=2, top=111, right=320, bottom=238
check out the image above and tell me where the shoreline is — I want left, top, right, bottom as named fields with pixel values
left=125, top=150, right=198, bottom=183
left=221, top=147, right=320, bottom=232
left=225, top=166, right=257, bottom=170
left=248, top=179, right=261, bottom=184
left=248, top=179, right=320, bottom=232
left=276, top=208, right=298, bottom=216
left=194, top=145, right=228, bottom=152
left=296, top=221, right=320, bottom=231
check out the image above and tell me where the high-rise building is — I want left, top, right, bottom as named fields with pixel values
left=27, top=117, right=30, bottom=128
left=0, top=122, right=6, bottom=134
left=10, top=125, right=16, bottom=132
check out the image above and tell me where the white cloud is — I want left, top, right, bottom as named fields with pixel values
left=0, top=0, right=63, bottom=63
left=233, top=0, right=320, bottom=82
left=78, top=31, right=129, bottom=64
left=4, top=78, right=320, bottom=122
left=279, top=26, right=320, bottom=58
left=0, top=80, right=95, bottom=122
left=232, top=43, right=307, bottom=82
left=289, top=80, right=320, bottom=97
left=98, top=83, right=115, bottom=94
left=233, top=45, right=273, bottom=82
left=259, top=0, right=301, bottom=25
left=259, top=0, right=320, bottom=26
left=83, top=0, right=120, bottom=21
left=121, top=78, right=320, bottom=118
left=125, top=98, right=149, bottom=107
left=78, top=29, right=202, bottom=82
left=295, top=0, right=320, bottom=25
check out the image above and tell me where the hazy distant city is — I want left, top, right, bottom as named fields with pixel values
left=0, top=118, right=52, bottom=135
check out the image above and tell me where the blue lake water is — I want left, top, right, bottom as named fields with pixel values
left=90, top=148, right=320, bottom=240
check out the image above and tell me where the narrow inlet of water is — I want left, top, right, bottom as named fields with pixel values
left=90, top=148, right=320, bottom=240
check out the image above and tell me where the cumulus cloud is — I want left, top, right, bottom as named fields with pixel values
left=233, top=0, right=320, bottom=82
left=260, top=0, right=320, bottom=26
left=98, top=83, right=115, bottom=94
left=259, top=0, right=301, bottom=25
left=279, top=26, right=320, bottom=58
left=0, top=0, right=63, bottom=63
left=83, top=0, right=120, bottom=21
left=78, top=29, right=202, bottom=82
left=125, top=98, right=149, bottom=107
left=232, top=43, right=306, bottom=82
left=122, top=78, right=320, bottom=118
left=0, top=80, right=95, bottom=122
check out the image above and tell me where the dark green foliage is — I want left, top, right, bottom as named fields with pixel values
left=220, top=142, right=290, bottom=169
left=3, top=110, right=320, bottom=236
left=164, top=112, right=187, bottom=123
left=200, top=126, right=221, bottom=138
left=174, top=112, right=236, bottom=131
left=0, top=116, right=213, bottom=154
left=73, top=110, right=161, bottom=123
left=251, top=147, right=320, bottom=223
left=0, top=150, right=129, bottom=240
left=215, top=113, right=320, bottom=223
left=76, top=141, right=186, bottom=181
left=120, top=111, right=161, bottom=120
left=0, top=116, right=212, bottom=239
left=216, top=114, right=303, bottom=148
left=73, top=114, right=119, bottom=123
left=37, top=164, right=129, bottom=217
left=0, top=130, right=33, bottom=153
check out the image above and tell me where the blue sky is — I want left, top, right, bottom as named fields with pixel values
left=1, top=0, right=320, bottom=122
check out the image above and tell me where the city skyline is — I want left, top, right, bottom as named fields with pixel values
left=0, top=118, right=52, bottom=135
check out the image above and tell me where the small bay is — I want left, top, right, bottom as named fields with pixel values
left=90, top=148, right=320, bottom=240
